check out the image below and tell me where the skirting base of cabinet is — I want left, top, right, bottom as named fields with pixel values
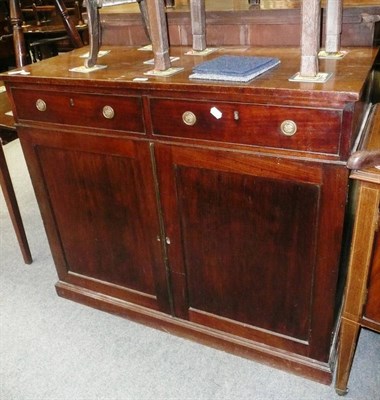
left=55, top=281, right=333, bottom=384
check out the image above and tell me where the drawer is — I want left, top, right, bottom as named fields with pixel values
left=12, top=89, right=145, bottom=133
left=150, top=98, right=342, bottom=154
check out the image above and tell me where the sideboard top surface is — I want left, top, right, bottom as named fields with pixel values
left=1, top=46, right=378, bottom=107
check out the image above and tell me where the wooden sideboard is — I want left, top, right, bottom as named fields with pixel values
left=335, top=104, right=380, bottom=395
left=2, top=44, right=378, bottom=384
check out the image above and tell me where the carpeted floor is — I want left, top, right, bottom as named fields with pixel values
left=1, top=139, right=379, bottom=400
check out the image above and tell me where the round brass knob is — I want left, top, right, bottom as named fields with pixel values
left=36, top=99, right=47, bottom=112
left=182, top=111, right=196, bottom=126
left=102, top=105, right=115, bottom=119
left=280, top=120, right=297, bottom=136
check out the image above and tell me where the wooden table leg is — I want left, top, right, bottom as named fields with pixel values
left=146, top=0, right=171, bottom=71
left=335, top=182, right=380, bottom=394
left=0, top=143, right=32, bottom=264
left=335, top=318, right=361, bottom=395
left=190, top=0, right=206, bottom=51
left=325, top=0, right=343, bottom=53
left=300, top=0, right=321, bottom=77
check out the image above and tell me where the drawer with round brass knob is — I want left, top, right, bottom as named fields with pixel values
left=150, top=98, right=342, bottom=154
left=36, top=99, right=47, bottom=112
left=12, top=88, right=145, bottom=134
left=280, top=120, right=297, bottom=136
left=102, top=105, right=115, bottom=120
left=182, top=111, right=197, bottom=126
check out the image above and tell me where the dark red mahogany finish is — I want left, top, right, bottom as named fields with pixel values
left=2, top=45, right=378, bottom=384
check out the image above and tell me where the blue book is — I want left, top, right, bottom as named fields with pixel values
left=189, top=55, right=280, bottom=83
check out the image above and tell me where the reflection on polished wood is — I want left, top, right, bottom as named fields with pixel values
left=2, top=46, right=378, bottom=97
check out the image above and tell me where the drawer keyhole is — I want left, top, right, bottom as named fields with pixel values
left=36, top=99, right=47, bottom=112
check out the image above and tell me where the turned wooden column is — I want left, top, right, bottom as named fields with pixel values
left=325, top=0, right=343, bottom=53
left=146, top=0, right=171, bottom=71
left=300, top=0, right=321, bottom=77
left=9, top=0, right=27, bottom=68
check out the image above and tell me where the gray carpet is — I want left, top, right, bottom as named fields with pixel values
left=1, top=139, right=379, bottom=400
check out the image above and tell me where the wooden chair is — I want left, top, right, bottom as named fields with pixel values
left=20, top=0, right=56, bottom=26
left=9, top=0, right=84, bottom=67
left=0, top=0, right=15, bottom=72
left=20, top=0, right=85, bottom=26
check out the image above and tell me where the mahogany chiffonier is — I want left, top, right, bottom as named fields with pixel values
left=2, top=45, right=378, bottom=383
left=335, top=104, right=380, bottom=395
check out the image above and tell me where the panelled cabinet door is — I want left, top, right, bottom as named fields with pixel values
left=19, top=127, right=171, bottom=314
left=154, top=143, right=348, bottom=362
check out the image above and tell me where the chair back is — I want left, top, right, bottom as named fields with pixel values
left=9, top=0, right=84, bottom=68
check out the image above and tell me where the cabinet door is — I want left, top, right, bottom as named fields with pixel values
left=19, top=127, right=171, bottom=314
left=155, top=144, right=348, bottom=361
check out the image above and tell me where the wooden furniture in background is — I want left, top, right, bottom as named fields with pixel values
left=0, top=83, right=32, bottom=264
left=2, top=43, right=377, bottom=383
left=335, top=104, right=380, bottom=395
left=9, top=0, right=27, bottom=67
left=0, top=0, right=14, bottom=72
left=99, top=1, right=380, bottom=48
left=9, top=0, right=85, bottom=68
left=49, top=0, right=84, bottom=47
left=20, top=0, right=84, bottom=27
left=20, top=0, right=56, bottom=26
